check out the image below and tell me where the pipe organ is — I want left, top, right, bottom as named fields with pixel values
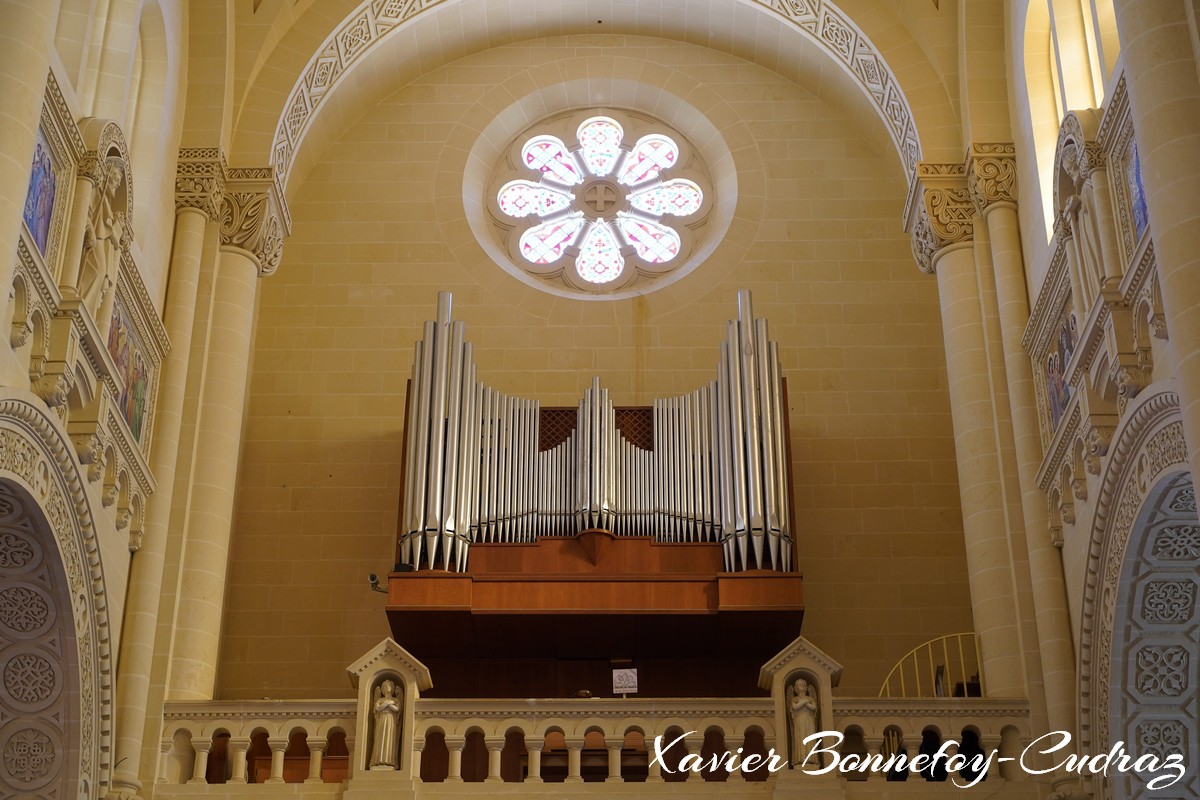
left=399, top=290, right=795, bottom=573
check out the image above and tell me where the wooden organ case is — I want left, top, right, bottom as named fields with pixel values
left=388, top=291, right=803, bottom=697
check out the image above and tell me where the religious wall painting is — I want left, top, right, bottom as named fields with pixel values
left=1123, top=140, right=1149, bottom=243
left=1045, top=301, right=1079, bottom=431
left=22, top=128, right=57, bottom=257
left=106, top=297, right=149, bottom=444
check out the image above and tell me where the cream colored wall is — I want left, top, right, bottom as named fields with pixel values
left=219, top=35, right=973, bottom=699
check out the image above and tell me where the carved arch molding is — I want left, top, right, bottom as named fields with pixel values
left=1079, top=383, right=1195, bottom=800
left=270, top=0, right=923, bottom=196
left=0, top=391, right=111, bottom=799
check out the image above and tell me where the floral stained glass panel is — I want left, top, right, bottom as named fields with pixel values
left=616, top=215, right=681, bottom=264
left=617, top=135, right=679, bottom=187
left=519, top=215, right=584, bottom=264
left=577, top=117, right=624, bottom=177
left=628, top=180, right=703, bottom=217
left=497, top=180, right=573, bottom=217
left=522, top=136, right=583, bottom=185
left=575, top=222, right=625, bottom=284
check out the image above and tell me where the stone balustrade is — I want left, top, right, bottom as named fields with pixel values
left=156, top=695, right=1031, bottom=789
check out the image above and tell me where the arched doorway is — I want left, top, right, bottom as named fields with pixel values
left=0, top=479, right=81, bottom=797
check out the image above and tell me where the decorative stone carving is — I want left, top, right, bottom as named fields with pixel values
left=1135, top=720, right=1185, bottom=762
left=1141, top=580, right=1195, bottom=624
left=2, top=727, right=57, bottom=784
left=1134, top=646, right=1189, bottom=696
left=966, top=143, right=1016, bottom=214
left=219, top=167, right=287, bottom=276
left=1150, top=525, right=1200, bottom=561
left=0, top=584, right=52, bottom=635
left=1168, top=486, right=1195, bottom=514
left=904, top=164, right=974, bottom=273
left=3, top=651, right=57, bottom=707
left=175, top=147, right=228, bottom=220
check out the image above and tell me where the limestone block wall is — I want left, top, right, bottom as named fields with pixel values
left=221, top=34, right=973, bottom=699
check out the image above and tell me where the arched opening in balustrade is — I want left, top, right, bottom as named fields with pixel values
left=283, top=727, right=310, bottom=783
left=247, top=729, right=272, bottom=783
left=620, top=729, right=649, bottom=782
left=501, top=727, right=526, bottom=782
left=419, top=729, right=448, bottom=782
left=740, top=727, right=771, bottom=782
left=205, top=730, right=231, bottom=783
left=540, top=730, right=567, bottom=782
left=917, top=727, right=948, bottom=782
left=322, top=727, right=350, bottom=782
left=581, top=729, right=607, bottom=782
left=163, top=729, right=194, bottom=784
left=660, top=726, right=688, bottom=783
left=999, top=725, right=1023, bottom=781
left=882, top=725, right=908, bottom=782
left=957, top=727, right=987, bottom=785
left=839, top=726, right=868, bottom=782
left=700, top=727, right=728, bottom=782
left=461, top=729, right=488, bottom=782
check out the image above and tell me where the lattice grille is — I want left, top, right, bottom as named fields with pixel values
left=538, top=408, right=577, bottom=452
left=615, top=407, right=654, bottom=451
left=537, top=407, right=655, bottom=451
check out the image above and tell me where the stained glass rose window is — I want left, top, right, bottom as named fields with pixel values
left=493, top=114, right=708, bottom=293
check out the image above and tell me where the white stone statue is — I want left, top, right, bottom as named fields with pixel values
left=369, top=678, right=402, bottom=769
left=789, top=676, right=821, bottom=769
left=78, top=161, right=126, bottom=314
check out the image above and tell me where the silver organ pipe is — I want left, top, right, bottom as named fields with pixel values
left=398, top=290, right=794, bottom=572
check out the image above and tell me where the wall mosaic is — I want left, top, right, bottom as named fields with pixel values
left=22, top=127, right=57, bottom=257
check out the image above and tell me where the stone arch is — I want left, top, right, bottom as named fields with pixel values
left=261, top=0, right=930, bottom=200
left=1078, top=381, right=1190, bottom=791
left=0, top=389, right=111, bottom=799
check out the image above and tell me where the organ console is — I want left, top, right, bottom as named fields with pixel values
left=397, top=289, right=796, bottom=573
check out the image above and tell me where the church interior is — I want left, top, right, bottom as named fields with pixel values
left=0, top=0, right=1197, bottom=798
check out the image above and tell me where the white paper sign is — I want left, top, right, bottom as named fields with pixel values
left=613, top=668, right=638, bottom=695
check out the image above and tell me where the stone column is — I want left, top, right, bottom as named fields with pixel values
left=646, top=736, right=664, bottom=783
left=605, top=737, right=623, bottom=782
left=485, top=738, right=504, bottom=782
left=306, top=739, right=326, bottom=783
left=1115, top=0, right=1200, bottom=485
left=905, top=164, right=1025, bottom=697
left=446, top=738, right=464, bottom=782
left=525, top=738, right=543, bottom=782
left=167, top=167, right=285, bottom=699
left=266, top=738, right=287, bottom=783
left=228, top=738, right=249, bottom=784
left=411, top=741, right=423, bottom=782
left=564, top=738, right=584, bottom=783
left=108, top=151, right=225, bottom=800
left=0, top=0, right=58, bottom=297
left=967, top=146, right=1079, bottom=769
left=188, top=741, right=211, bottom=784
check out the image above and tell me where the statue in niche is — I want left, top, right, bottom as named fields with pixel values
left=1060, top=143, right=1106, bottom=286
left=789, top=676, right=821, bottom=769
left=78, top=160, right=127, bottom=314
left=369, top=678, right=402, bottom=769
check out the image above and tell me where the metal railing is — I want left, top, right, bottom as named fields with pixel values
left=878, top=633, right=984, bottom=698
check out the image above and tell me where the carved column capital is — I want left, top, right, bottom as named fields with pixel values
left=966, top=143, right=1017, bottom=214
left=904, top=163, right=975, bottom=274
left=219, top=166, right=289, bottom=276
left=175, top=148, right=228, bottom=220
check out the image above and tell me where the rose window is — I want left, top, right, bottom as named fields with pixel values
left=494, top=115, right=707, bottom=293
